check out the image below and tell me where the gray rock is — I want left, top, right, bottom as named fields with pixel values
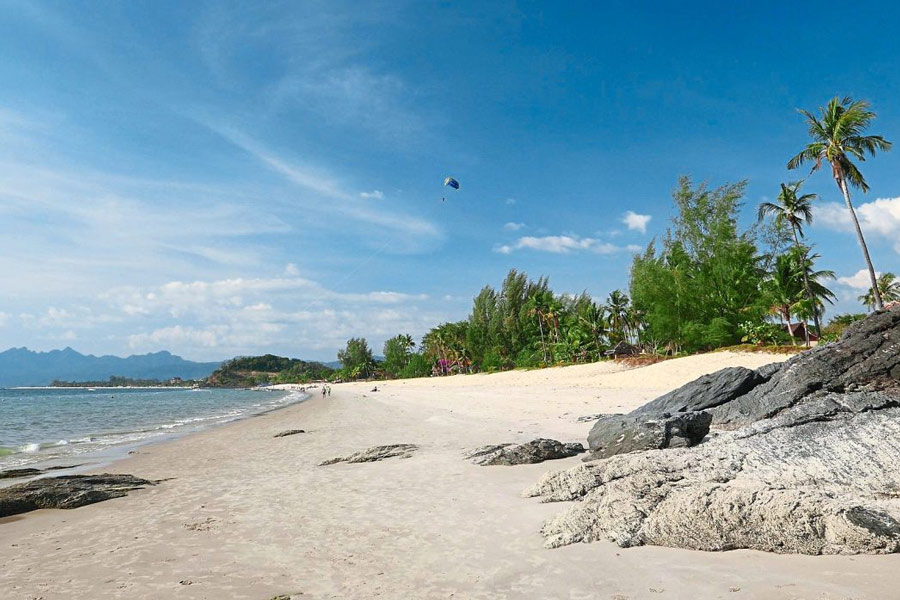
left=632, top=367, right=762, bottom=415
left=466, top=439, right=584, bottom=466
left=527, top=308, right=900, bottom=554
left=273, top=429, right=305, bottom=438
left=586, top=412, right=712, bottom=459
left=319, top=444, right=418, bottom=466
left=605, top=341, right=638, bottom=357
left=0, top=474, right=156, bottom=518
left=713, top=309, right=900, bottom=427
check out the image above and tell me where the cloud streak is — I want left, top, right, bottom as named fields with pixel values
left=495, top=235, right=641, bottom=255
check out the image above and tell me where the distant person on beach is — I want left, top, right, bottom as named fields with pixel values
left=327, top=386, right=331, bottom=396
left=322, top=387, right=326, bottom=397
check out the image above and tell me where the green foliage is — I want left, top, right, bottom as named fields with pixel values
left=738, top=321, right=791, bottom=346
left=416, top=269, right=635, bottom=375
left=398, top=353, right=431, bottom=379
left=338, top=337, right=375, bottom=380
left=858, top=272, right=900, bottom=310
left=630, top=177, right=768, bottom=352
left=206, top=354, right=333, bottom=387
left=383, top=334, right=416, bottom=378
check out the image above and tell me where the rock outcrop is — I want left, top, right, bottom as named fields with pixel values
left=0, top=474, right=156, bottom=518
left=585, top=412, right=711, bottom=459
left=466, top=439, right=584, bottom=466
left=530, top=308, right=900, bottom=554
left=319, top=444, right=418, bottom=466
left=273, top=429, right=305, bottom=438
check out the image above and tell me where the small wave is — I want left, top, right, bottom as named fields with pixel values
left=55, top=439, right=69, bottom=446
left=0, top=447, right=14, bottom=457
left=21, top=443, right=41, bottom=453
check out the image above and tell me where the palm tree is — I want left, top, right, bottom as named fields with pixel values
left=605, top=290, right=631, bottom=344
left=758, top=180, right=822, bottom=335
left=788, top=96, right=892, bottom=310
left=859, top=272, right=900, bottom=310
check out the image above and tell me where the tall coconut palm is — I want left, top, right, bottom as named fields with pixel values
left=788, top=96, right=892, bottom=310
left=859, top=272, right=900, bottom=310
left=758, top=180, right=822, bottom=335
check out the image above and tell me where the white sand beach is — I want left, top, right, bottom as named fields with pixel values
left=2, top=351, right=898, bottom=600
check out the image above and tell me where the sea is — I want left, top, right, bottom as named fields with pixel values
left=0, top=387, right=306, bottom=474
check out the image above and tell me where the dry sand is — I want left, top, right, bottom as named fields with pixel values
left=2, top=351, right=898, bottom=599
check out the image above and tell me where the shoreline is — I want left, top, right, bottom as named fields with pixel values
left=0, top=388, right=310, bottom=483
left=3, top=351, right=898, bottom=599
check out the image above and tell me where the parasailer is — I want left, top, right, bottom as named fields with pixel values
left=442, top=176, right=459, bottom=202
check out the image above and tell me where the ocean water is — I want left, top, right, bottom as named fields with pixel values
left=0, top=387, right=306, bottom=471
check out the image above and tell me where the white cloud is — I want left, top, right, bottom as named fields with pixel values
left=495, top=235, right=642, bottom=255
left=503, top=222, right=525, bottom=231
left=836, top=269, right=880, bottom=290
left=96, top=275, right=450, bottom=359
left=817, top=197, right=900, bottom=253
left=622, top=211, right=652, bottom=234
left=360, top=190, right=384, bottom=199
left=505, top=198, right=516, bottom=205
left=284, top=263, right=300, bottom=276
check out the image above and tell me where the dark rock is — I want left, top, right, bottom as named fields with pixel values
left=586, top=412, right=712, bottom=459
left=713, top=309, right=900, bottom=428
left=0, top=474, right=156, bottom=518
left=273, top=429, right=305, bottom=438
left=0, top=468, right=43, bottom=480
left=633, top=367, right=762, bottom=415
left=319, top=444, right=418, bottom=466
left=605, top=341, right=638, bottom=357
left=466, top=439, right=584, bottom=466
left=754, top=362, right=783, bottom=381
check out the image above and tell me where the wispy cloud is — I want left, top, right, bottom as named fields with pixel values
left=360, top=190, right=384, bottom=199
left=200, top=122, right=441, bottom=243
left=495, top=235, right=641, bottom=255
left=622, top=210, right=652, bottom=233
left=503, top=221, right=525, bottom=231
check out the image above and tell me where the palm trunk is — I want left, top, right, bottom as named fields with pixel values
left=790, top=226, right=822, bottom=337
left=838, top=176, right=883, bottom=311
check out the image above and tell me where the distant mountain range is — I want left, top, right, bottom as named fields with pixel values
left=0, top=347, right=223, bottom=387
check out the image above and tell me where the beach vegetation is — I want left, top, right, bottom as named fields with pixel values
left=337, top=337, right=376, bottom=380
left=788, top=96, right=891, bottom=310
left=629, top=177, right=768, bottom=353
left=206, top=355, right=334, bottom=387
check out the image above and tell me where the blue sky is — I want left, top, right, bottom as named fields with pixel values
left=1, top=1, right=899, bottom=361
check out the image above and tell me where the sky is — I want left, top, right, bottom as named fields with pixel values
left=2, top=1, right=900, bottom=362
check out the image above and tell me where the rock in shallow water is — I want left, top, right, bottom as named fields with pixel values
left=318, top=444, right=418, bottom=466
left=466, top=439, right=584, bottom=465
left=528, top=308, right=900, bottom=554
left=0, top=474, right=156, bottom=518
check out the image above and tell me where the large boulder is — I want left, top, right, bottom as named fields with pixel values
left=712, top=309, right=900, bottom=427
left=0, top=474, right=156, bottom=518
left=466, top=439, right=584, bottom=466
left=585, top=412, right=712, bottom=459
left=528, top=307, right=900, bottom=555
left=632, top=366, right=762, bottom=415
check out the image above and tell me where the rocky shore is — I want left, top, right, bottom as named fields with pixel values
left=528, top=307, right=900, bottom=554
